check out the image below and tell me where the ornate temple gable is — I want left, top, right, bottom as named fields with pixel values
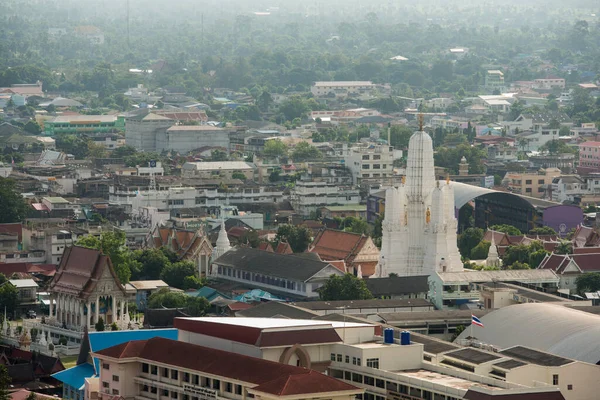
left=354, top=238, right=379, bottom=262
left=562, top=260, right=582, bottom=274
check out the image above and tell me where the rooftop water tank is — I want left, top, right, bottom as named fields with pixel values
left=400, top=330, right=411, bottom=346
left=384, top=328, right=394, bottom=344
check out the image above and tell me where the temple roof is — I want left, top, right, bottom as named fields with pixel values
left=48, top=246, right=126, bottom=299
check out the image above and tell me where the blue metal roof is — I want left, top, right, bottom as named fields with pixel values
left=88, top=329, right=178, bottom=372
left=52, top=363, right=96, bottom=390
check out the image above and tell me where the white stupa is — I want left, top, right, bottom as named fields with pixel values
left=212, top=219, right=231, bottom=261
left=377, top=117, right=463, bottom=277
left=485, top=232, right=501, bottom=268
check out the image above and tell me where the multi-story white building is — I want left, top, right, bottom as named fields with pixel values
left=484, top=70, right=505, bottom=90
left=125, top=112, right=174, bottom=152
left=532, top=77, right=566, bottom=90
left=22, top=225, right=88, bottom=264
left=311, top=81, right=391, bottom=98
left=344, top=144, right=395, bottom=185
left=550, top=175, right=585, bottom=203
left=181, top=162, right=255, bottom=180
left=290, top=181, right=360, bottom=216
left=87, top=317, right=574, bottom=400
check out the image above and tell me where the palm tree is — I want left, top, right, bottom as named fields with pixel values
left=555, top=240, right=573, bottom=255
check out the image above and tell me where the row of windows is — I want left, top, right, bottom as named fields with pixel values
left=362, top=155, right=382, bottom=160
left=140, top=371, right=243, bottom=396
left=330, top=353, right=372, bottom=367
left=216, top=266, right=305, bottom=292
left=362, top=164, right=387, bottom=170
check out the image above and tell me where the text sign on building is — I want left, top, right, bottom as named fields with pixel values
left=483, top=175, right=494, bottom=188
left=183, top=385, right=217, bottom=400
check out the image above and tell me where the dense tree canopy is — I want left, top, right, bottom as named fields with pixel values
left=319, top=274, right=374, bottom=301
left=0, top=178, right=29, bottom=224
left=275, top=224, right=312, bottom=253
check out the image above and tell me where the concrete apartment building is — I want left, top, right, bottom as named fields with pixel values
left=290, top=180, right=360, bottom=216
left=550, top=175, right=586, bottom=203
left=344, top=144, right=395, bottom=184
left=160, top=125, right=229, bottom=153
left=311, top=81, right=391, bottom=98
left=43, top=115, right=125, bottom=136
left=578, top=141, right=600, bottom=173
left=503, top=167, right=561, bottom=198
left=181, top=162, right=255, bottom=180
left=532, top=77, right=566, bottom=90
left=125, top=112, right=174, bottom=152
left=86, top=317, right=573, bottom=400
left=484, top=70, right=505, bottom=90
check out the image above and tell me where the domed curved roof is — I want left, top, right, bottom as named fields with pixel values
left=456, top=303, right=600, bottom=364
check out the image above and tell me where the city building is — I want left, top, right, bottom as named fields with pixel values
left=128, top=280, right=170, bottom=311
left=210, top=247, right=345, bottom=299
left=161, top=125, right=229, bottom=154
left=290, top=181, right=360, bottom=217
left=503, top=168, right=561, bottom=198
left=344, top=144, right=395, bottom=185
left=311, top=81, right=391, bottom=98
left=550, top=175, right=585, bottom=203
left=537, top=252, right=600, bottom=294
left=181, top=161, right=255, bottom=180
left=378, top=126, right=463, bottom=277
left=578, top=141, right=600, bottom=173
left=8, top=279, right=39, bottom=316
left=428, top=269, right=560, bottom=309
left=52, top=329, right=178, bottom=400
left=125, top=112, right=174, bottom=152
left=22, top=224, right=88, bottom=264
left=90, top=336, right=362, bottom=400
left=309, top=229, right=380, bottom=277
left=484, top=70, right=505, bottom=91
left=43, top=115, right=125, bottom=136
left=532, top=77, right=566, bottom=90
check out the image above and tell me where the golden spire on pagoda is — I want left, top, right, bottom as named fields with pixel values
left=418, top=113, right=424, bottom=131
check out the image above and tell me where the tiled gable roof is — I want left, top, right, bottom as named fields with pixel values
left=48, top=246, right=126, bottom=299
left=95, top=337, right=358, bottom=396
left=250, top=369, right=358, bottom=396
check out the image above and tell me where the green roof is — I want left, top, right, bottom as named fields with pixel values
left=43, top=197, right=69, bottom=203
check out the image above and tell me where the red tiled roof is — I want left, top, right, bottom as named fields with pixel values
left=310, top=229, right=366, bottom=261
left=538, top=254, right=569, bottom=272
left=95, top=337, right=359, bottom=395
left=274, top=241, right=293, bottom=255
left=328, top=260, right=347, bottom=273
left=11, top=389, right=57, bottom=400
left=250, top=369, right=358, bottom=396
left=0, top=263, right=55, bottom=277
left=151, top=226, right=211, bottom=261
left=227, top=302, right=253, bottom=311
left=574, top=247, right=600, bottom=254
left=567, top=253, right=600, bottom=272
left=257, top=242, right=274, bottom=252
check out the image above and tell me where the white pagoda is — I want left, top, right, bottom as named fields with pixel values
left=377, top=119, right=464, bottom=277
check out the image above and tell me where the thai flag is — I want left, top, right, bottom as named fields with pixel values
left=472, top=315, right=484, bottom=327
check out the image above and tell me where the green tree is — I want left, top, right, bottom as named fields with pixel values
left=76, top=231, right=133, bottom=283
left=182, top=275, right=204, bottom=290
left=458, top=228, right=484, bottom=258
left=112, top=145, right=137, bottom=159
left=275, top=224, right=312, bottom=253
left=576, top=272, right=600, bottom=294
left=372, top=213, right=384, bottom=248
left=160, top=261, right=196, bottom=289
left=528, top=249, right=548, bottom=269
left=0, top=282, right=18, bottom=320
left=342, top=218, right=370, bottom=235
left=490, top=225, right=522, bottom=235
left=470, top=241, right=491, bottom=260
left=263, top=139, right=288, bottom=158
left=510, top=261, right=531, bottom=270
left=131, top=248, right=171, bottom=280
left=110, top=322, right=118, bottom=331
left=278, top=96, right=310, bottom=121
left=25, top=391, right=36, bottom=400
left=0, top=364, right=11, bottom=400
left=529, top=227, right=557, bottom=235
left=184, top=296, right=210, bottom=316
left=0, top=178, right=29, bottom=223
left=231, top=171, right=247, bottom=180
left=148, top=288, right=186, bottom=308
left=23, top=120, right=41, bottom=134
left=291, top=142, right=322, bottom=161
left=319, top=274, right=373, bottom=301
left=451, top=325, right=465, bottom=342
left=95, top=317, right=105, bottom=332
left=434, top=145, right=486, bottom=174
left=210, top=150, right=228, bottom=161
left=555, top=240, right=573, bottom=255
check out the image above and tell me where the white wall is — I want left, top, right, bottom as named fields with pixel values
left=177, top=330, right=263, bottom=359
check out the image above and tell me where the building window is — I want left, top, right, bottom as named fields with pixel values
left=212, top=379, right=220, bottom=390
left=183, top=373, right=190, bottom=383
left=151, top=365, right=158, bottom=375
left=331, top=353, right=336, bottom=361
left=112, top=390, right=119, bottom=396
left=353, top=357, right=357, bottom=365
left=367, top=358, right=380, bottom=369
left=525, top=188, right=532, bottom=193
left=336, top=354, right=342, bottom=362
left=362, top=164, right=370, bottom=169
left=345, top=355, right=350, bottom=363
left=553, top=375, right=559, bottom=385
left=525, top=180, right=532, bottom=184
left=102, top=382, right=109, bottom=388
left=171, top=391, right=178, bottom=399
left=373, top=164, right=381, bottom=169
left=112, top=375, right=119, bottom=382
left=171, top=370, right=178, bottom=380
left=103, top=363, right=109, bottom=370
left=142, top=363, right=149, bottom=373
left=364, top=376, right=375, bottom=386
left=538, top=179, right=544, bottom=184
left=150, top=387, right=157, bottom=394
left=162, top=368, right=169, bottom=378
left=225, top=382, right=232, bottom=393
left=362, top=155, right=370, bottom=160
left=235, top=385, right=243, bottom=395
left=162, top=389, right=169, bottom=397
left=357, top=358, right=362, bottom=366
left=568, top=385, right=573, bottom=390
left=142, top=385, right=149, bottom=392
